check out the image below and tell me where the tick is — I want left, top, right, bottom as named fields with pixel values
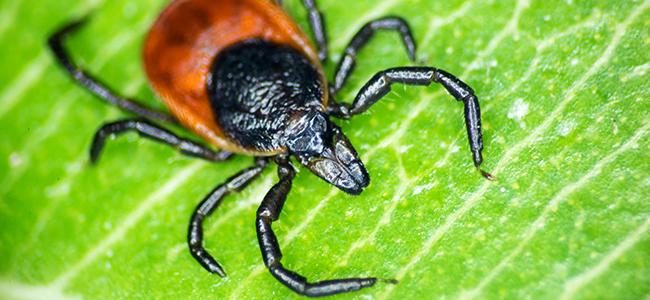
left=48, top=0, right=492, bottom=297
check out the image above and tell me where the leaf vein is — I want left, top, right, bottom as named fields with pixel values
left=559, top=217, right=650, bottom=300
left=49, top=161, right=206, bottom=289
left=379, top=0, right=649, bottom=295
left=460, top=122, right=650, bottom=299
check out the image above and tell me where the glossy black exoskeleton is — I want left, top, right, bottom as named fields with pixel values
left=209, top=39, right=369, bottom=194
left=47, top=0, right=492, bottom=297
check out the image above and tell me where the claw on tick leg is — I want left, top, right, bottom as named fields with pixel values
left=379, top=278, right=399, bottom=285
left=479, top=169, right=495, bottom=181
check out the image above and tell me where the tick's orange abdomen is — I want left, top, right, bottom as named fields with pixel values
left=143, top=0, right=322, bottom=154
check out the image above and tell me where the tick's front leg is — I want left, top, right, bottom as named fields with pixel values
left=274, top=0, right=328, bottom=61
left=189, top=158, right=269, bottom=277
left=330, top=17, right=416, bottom=96
left=90, top=118, right=233, bottom=163
left=48, top=18, right=175, bottom=123
left=256, top=155, right=391, bottom=297
left=329, top=67, right=493, bottom=179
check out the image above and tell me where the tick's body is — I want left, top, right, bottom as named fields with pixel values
left=143, top=0, right=325, bottom=154
left=48, top=0, right=492, bottom=297
left=208, top=40, right=325, bottom=152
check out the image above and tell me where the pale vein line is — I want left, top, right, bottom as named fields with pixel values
left=6, top=3, right=403, bottom=297
left=227, top=124, right=421, bottom=297
left=330, top=0, right=402, bottom=50
left=231, top=0, right=528, bottom=299
left=488, top=11, right=601, bottom=109
left=466, top=0, right=530, bottom=72
left=335, top=0, right=479, bottom=162
left=49, top=161, right=205, bottom=288
left=12, top=0, right=356, bottom=270
left=229, top=119, right=459, bottom=298
left=38, top=0, right=384, bottom=263
left=398, top=10, right=602, bottom=193
left=0, top=278, right=79, bottom=300
left=461, top=123, right=650, bottom=299
left=337, top=148, right=413, bottom=266
left=0, top=53, right=50, bottom=118
left=11, top=0, right=628, bottom=296
left=535, top=10, right=602, bottom=47
left=9, top=78, right=147, bottom=272
left=5, top=3, right=165, bottom=255
left=559, top=217, right=650, bottom=300
left=454, top=91, right=624, bottom=297
left=371, top=0, right=528, bottom=160
left=423, top=11, right=602, bottom=168
left=621, top=62, right=650, bottom=82
left=0, top=1, right=21, bottom=38
left=1, top=13, right=155, bottom=194
left=16, top=0, right=398, bottom=264
left=6, top=0, right=395, bottom=298
left=242, top=0, right=585, bottom=291
left=238, top=0, right=506, bottom=284
left=229, top=5, right=486, bottom=299
left=332, top=120, right=466, bottom=266
left=227, top=187, right=343, bottom=299
left=0, top=0, right=106, bottom=118
left=0, top=79, right=144, bottom=196
left=366, top=0, right=534, bottom=293
left=165, top=175, right=275, bottom=260
left=378, top=0, right=650, bottom=297
left=421, top=1, right=475, bottom=47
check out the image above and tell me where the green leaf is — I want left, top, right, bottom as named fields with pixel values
left=1, top=0, right=649, bottom=299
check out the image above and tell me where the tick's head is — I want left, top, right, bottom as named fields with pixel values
left=285, top=111, right=369, bottom=195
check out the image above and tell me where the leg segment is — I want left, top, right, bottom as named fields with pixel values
left=256, top=156, right=382, bottom=297
left=90, top=118, right=232, bottom=163
left=329, top=67, right=493, bottom=179
left=331, top=17, right=416, bottom=95
left=274, top=0, right=328, bottom=62
left=189, top=158, right=269, bottom=277
left=302, top=0, right=328, bottom=62
left=48, top=18, right=176, bottom=123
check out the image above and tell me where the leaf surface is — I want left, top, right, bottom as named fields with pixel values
left=1, top=0, right=649, bottom=299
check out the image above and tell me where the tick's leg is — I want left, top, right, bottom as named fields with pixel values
left=90, top=118, right=232, bottom=163
left=329, top=67, right=492, bottom=179
left=189, top=158, right=269, bottom=277
left=275, top=0, right=328, bottom=61
left=302, top=0, right=328, bottom=62
left=256, top=156, right=387, bottom=297
left=331, top=17, right=416, bottom=95
left=48, top=18, right=176, bottom=123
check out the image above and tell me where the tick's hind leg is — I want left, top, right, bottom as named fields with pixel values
left=48, top=18, right=175, bottom=123
left=256, top=156, right=391, bottom=297
left=329, top=67, right=493, bottom=179
left=331, top=17, right=417, bottom=95
left=90, top=118, right=232, bottom=163
left=275, top=0, right=328, bottom=61
left=189, top=158, right=269, bottom=277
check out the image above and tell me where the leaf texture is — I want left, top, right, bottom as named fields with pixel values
left=0, top=0, right=649, bottom=299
